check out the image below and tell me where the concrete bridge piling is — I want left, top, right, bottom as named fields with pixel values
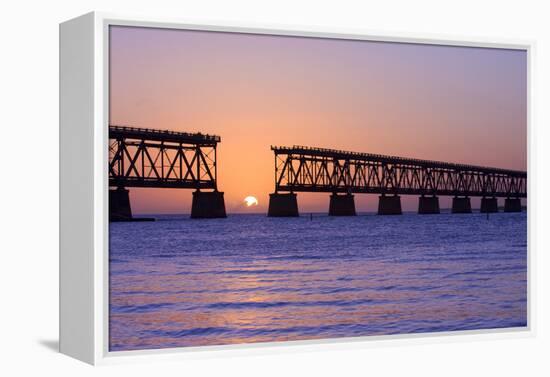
left=504, top=198, right=522, bottom=212
left=264, top=193, right=523, bottom=216
left=329, top=193, right=356, bottom=216
left=191, top=191, right=227, bottom=219
left=268, top=192, right=299, bottom=217
left=418, top=196, right=440, bottom=214
left=452, top=197, right=472, bottom=214
left=378, top=195, right=402, bottom=215
left=109, top=188, right=133, bottom=221
left=480, top=197, right=498, bottom=213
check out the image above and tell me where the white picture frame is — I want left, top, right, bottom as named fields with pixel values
left=59, top=11, right=534, bottom=365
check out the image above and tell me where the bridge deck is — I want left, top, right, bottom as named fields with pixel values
left=110, top=125, right=221, bottom=145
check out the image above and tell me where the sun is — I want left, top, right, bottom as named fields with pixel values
left=244, top=196, right=259, bottom=207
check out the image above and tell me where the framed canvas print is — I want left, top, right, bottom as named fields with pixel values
left=60, top=12, right=531, bottom=365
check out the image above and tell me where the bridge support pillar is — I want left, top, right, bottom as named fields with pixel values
left=191, top=191, right=227, bottom=219
left=110, top=187, right=133, bottom=221
left=480, top=197, right=498, bottom=213
left=418, top=196, right=440, bottom=214
left=378, top=195, right=402, bottom=215
left=452, top=197, right=472, bottom=213
left=329, top=194, right=356, bottom=216
left=504, top=198, right=522, bottom=212
left=268, top=193, right=299, bottom=217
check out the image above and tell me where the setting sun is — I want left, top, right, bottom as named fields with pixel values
left=244, top=196, right=259, bottom=207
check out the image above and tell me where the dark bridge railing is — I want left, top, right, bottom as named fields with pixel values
left=272, top=145, right=527, bottom=198
left=109, top=125, right=220, bottom=189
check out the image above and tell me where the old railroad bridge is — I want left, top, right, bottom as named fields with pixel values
left=108, top=126, right=526, bottom=220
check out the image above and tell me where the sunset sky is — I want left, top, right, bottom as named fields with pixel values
left=109, top=26, right=527, bottom=214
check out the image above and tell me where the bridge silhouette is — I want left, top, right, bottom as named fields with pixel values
left=108, top=126, right=526, bottom=220
left=109, top=125, right=225, bottom=220
left=268, top=145, right=526, bottom=216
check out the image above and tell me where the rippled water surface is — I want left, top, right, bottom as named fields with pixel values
left=109, top=212, right=527, bottom=351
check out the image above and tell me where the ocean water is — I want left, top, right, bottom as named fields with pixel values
left=109, top=211, right=527, bottom=351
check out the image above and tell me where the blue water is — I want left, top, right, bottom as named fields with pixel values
left=109, top=211, right=527, bottom=351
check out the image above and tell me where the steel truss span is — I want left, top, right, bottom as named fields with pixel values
left=109, top=125, right=220, bottom=190
left=272, top=146, right=527, bottom=198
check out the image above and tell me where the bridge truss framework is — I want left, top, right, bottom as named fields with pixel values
left=109, top=125, right=220, bottom=190
left=272, top=146, right=527, bottom=198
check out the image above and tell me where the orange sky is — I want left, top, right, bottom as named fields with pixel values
left=109, top=26, right=527, bottom=214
